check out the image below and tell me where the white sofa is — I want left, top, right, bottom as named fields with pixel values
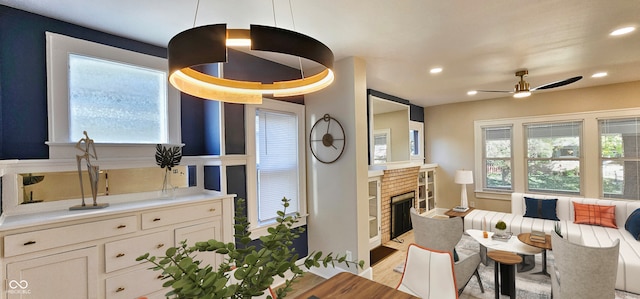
left=464, top=193, right=640, bottom=294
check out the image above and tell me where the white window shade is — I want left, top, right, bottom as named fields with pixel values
left=256, top=109, right=299, bottom=225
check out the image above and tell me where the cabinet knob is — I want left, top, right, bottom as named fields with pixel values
left=153, top=218, right=161, bottom=222
left=209, top=208, right=216, bottom=212
left=117, top=224, right=127, bottom=229
left=23, top=241, right=36, bottom=246
left=116, top=287, right=125, bottom=292
left=157, top=243, right=165, bottom=249
left=116, top=253, right=125, bottom=258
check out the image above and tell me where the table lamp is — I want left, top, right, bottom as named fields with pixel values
left=454, top=170, right=473, bottom=211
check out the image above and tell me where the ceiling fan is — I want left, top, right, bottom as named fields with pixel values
left=477, top=69, right=583, bottom=98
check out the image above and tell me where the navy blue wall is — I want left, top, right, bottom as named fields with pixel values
left=0, top=5, right=170, bottom=159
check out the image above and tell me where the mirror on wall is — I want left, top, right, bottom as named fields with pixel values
left=369, top=93, right=410, bottom=164
left=19, top=166, right=193, bottom=204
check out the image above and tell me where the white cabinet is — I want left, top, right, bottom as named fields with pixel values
left=0, top=194, right=234, bottom=299
left=175, top=220, right=223, bottom=270
left=6, top=246, right=98, bottom=299
left=417, top=166, right=437, bottom=213
left=368, top=176, right=381, bottom=249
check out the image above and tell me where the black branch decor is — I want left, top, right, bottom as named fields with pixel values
left=156, top=144, right=182, bottom=196
left=156, top=144, right=182, bottom=170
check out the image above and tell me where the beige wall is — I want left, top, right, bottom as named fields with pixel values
left=425, top=80, right=640, bottom=213
left=374, top=110, right=410, bottom=162
left=306, top=57, right=370, bottom=273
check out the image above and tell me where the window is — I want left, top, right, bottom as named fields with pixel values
left=256, top=109, right=299, bottom=225
left=600, top=118, right=640, bottom=200
left=482, top=126, right=513, bottom=191
left=46, top=32, right=180, bottom=158
left=410, top=121, right=425, bottom=163
left=373, top=129, right=391, bottom=164
left=525, top=121, right=582, bottom=194
left=246, top=99, right=306, bottom=234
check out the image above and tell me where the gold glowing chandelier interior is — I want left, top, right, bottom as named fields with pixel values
left=168, top=1, right=334, bottom=104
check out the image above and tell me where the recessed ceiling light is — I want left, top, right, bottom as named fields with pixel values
left=610, top=26, right=636, bottom=36
left=592, top=72, right=608, bottom=78
left=430, top=67, right=443, bottom=74
left=467, top=90, right=477, bottom=96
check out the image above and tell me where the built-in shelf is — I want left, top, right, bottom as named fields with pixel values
left=368, top=176, right=381, bottom=250
left=417, top=165, right=437, bottom=214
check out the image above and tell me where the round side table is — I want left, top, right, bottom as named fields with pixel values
left=487, top=250, right=522, bottom=299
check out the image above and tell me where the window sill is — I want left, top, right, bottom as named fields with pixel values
left=249, top=215, right=308, bottom=239
left=474, top=190, right=512, bottom=201
left=46, top=142, right=183, bottom=160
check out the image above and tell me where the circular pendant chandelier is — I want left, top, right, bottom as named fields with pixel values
left=168, top=24, right=334, bottom=104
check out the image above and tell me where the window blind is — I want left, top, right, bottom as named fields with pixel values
left=256, top=109, right=299, bottom=225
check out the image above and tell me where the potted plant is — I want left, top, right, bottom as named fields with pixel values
left=495, top=220, right=507, bottom=236
left=137, top=198, right=363, bottom=299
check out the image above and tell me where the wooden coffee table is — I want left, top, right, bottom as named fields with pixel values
left=517, top=233, right=552, bottom=276
left=487, top=250, right=522, bottom=299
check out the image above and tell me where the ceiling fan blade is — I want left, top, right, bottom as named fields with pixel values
left=531, top=76, right=583, bottom=91
left=476, top=90, right=513, bottom=93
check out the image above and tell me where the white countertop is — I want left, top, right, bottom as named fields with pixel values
left=0, top=191, right=234, bottom=232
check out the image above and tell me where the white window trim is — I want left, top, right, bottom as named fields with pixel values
left=474, top=107, right=640, bottom=200
left=245, top=99, right=307, bottom=238
left=45, top=32, right=181, bottom=159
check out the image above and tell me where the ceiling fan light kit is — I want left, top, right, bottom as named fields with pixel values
left=513, top=70, right=531, bottom=98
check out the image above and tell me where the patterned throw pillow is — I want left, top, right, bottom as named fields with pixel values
left=625, top=208, right=640, bottom=240
left=573, top=202, right=617, bottom=228
left=524, top=197, right=560, bottom=221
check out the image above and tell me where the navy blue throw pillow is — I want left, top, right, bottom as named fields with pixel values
left=625, top=208, right=640, bottom=241
left=524, top=197, right=560, bottom=221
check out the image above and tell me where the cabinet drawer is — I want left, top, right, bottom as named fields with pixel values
left=4, top=216, right=137, bottom=257
left=105, top=231, right=171, bottom=273
left=142, top=201, right=221, bottom=229
left=105, top=267, right=165, bottom=299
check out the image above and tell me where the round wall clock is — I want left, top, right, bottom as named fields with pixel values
left=309, top=114, right=346, bottom=164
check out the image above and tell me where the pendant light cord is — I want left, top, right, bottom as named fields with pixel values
left=288, top=0, right=306, bottom=79
left=192, top=0, right=201, bottom=28
left=271, top=0, right=277, bottom=27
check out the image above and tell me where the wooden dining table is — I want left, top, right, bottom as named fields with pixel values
left=295, top=272, right=419, bottom=299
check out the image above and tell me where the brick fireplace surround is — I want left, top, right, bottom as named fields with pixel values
left=379, top=166, right=420, bottom=243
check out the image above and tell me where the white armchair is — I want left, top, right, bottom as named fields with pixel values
left=396, top=243, right=459, bottom=299
left=409, top=208, right=484, bottom=295
left=551, top=232, right=620, bottom=299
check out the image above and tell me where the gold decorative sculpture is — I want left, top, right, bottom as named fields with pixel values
left=70, top=131, right=109, bottom=210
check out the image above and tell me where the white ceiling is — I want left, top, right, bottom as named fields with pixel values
left=2, top=0, right=639, bottom=107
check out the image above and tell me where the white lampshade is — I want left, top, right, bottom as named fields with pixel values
left=454, top=170, right=473, bottom=185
